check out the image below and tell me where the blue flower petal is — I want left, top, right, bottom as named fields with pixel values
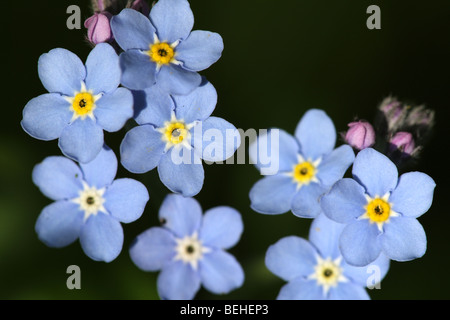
left=291, top=183, right=329, bottom=219
left=308, top=213, right=345, bottom=259
left=150, top=0, right=194, bottom=43
left=192, top=117, right=241, bottom=162
left=321, top=178, right=367, bottom=223
left=176, top=31, right=224, bottom=71
left=352, top=148, right=398, bottom=198
left=199, top=250, right=244, bottom=295
left=79, top=212, right=123, bottom=262
left=129, top=227, right=176, bottom=271
left=277, top=277, right=324, bottom=300
left=389, top=172, right=436, bottom=218
left=35, top=200, right=84, bottom=248
left=158, top=194, right=202, bottom=238
left=156, top=64, right=202, bottom=95
left=316, top=144, right=355, bottom=186
left=173, top=79, right=217, bottom=123
left=381, top=217, right=427, bottom=262
left=58, top=118, right=104, bottom=164
left=94, top=88, right=134, bottom=132
left=38, top=48, right=86, bottom=96
left=157, top=261, right=201, bottom=300
left=120, top=124, right=166, bottom=174
left=249, top=129, right=299, bottom=175
left=85, top=43, right=121, bottom=95
left=328, top=282, right=370, bottom=300
left=134, top=86, right=174, bottom=126
left=157, top=149, right=204, bottom=197
left=21, top=94, right=72, bottom=141
left=111, top=9, right=155, bottom=51
left=249, top=175, right=297, bottom=214
left=199, top=207, right=243, bottom=250
left=104, top=178, right=149, bottom=223
left=294, top=109, right=337, bottom=160
left=342, top=253, right=390, bottom=287
left=340, top=220, right=382, bottom=267
left=265, top=236, right=317, bottom=282
left=79, top=145, right=117, bottom=189
left=119, top=50, right=157, bottom=90
left=32, top=156, right=83, bottom=200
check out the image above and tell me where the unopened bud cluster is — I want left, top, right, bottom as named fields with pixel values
left=343, top=96, right=434, bottom=168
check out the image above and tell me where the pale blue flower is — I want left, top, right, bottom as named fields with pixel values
left=111, top=0, right=223, bottom=95
left=129, top=194, right=244, bottom=300
left=321, top=148, right=436, bottom=266
left=266, top=214, right=390, bottom=299
left=33, top=146, right=149, bottom=262
left=121, top=80, right=240, bottom=197
left=249, top=109, right=355, bottom=218
left=21, top=43, right=133, bottom=163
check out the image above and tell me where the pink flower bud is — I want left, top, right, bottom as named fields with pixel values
left=389, top=132, right=415, bottom=155
left=84, top=12, right=113, bottom=45
left=345, top=121, right=376, bottom=150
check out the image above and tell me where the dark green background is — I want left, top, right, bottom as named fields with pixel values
left=2, top=0, right=449, bottom=300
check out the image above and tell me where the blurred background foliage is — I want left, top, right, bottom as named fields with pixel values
left=1, top=0, right=449, bottom=299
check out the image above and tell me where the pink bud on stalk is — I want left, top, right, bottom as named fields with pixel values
left=84, top=0, right=151, bottom=45
left=84, top=12, right=114, bottom=45
left=344, top=121, right=376, bottom=150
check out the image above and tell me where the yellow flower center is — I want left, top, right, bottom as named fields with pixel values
left=157, top=112, right=197, bottom=151
left=293, top=161, right=317, bottom=184
left=148, top=42, right=175, bottom=65
left=365, top=198, right=391, bottom=223
left=72, top=92, right=95, bottom=116
left=163, top=122, right=188, bottom=145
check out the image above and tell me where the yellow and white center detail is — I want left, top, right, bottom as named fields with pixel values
left=72, top=181, right=107, bottom=221
left=157, top=112, right=196, bottom=151
left=173, top=232, right=211, bottom=270
left=360, top=193, right=399, bottom=231
left=308, top=256, right=347, bottom=296
left=287, top=154, right=321, bottom=190
left=65, top=82, right=102, bottom=122
left=145, top=34, right=181, bottom=70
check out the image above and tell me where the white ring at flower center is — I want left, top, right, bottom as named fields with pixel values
left=72, top=181, right=107, bottom=221
left=173, top=232, right=210, bottom=270
left=308, top=256, right=348, bottom=296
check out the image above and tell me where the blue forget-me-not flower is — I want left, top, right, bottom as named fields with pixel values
left=129, top=194, right=244, bottom=300
left=21, top=43, right=133, bottom=163
left=33, top=146, right=149, bottom=262
left=249, top=109, right=355, bottom=218
left=265, top=213, right=390, bottom=299
left=120, top=80, right=241, bottom=197
left=110, top=0, right=224, bottom=95
left=321, top=148, right=436, bottom=266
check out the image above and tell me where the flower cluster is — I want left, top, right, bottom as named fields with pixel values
left=21, top=0, right=437, bottom=301
left=22, top=0, right=242, bottom=300
left=250, top=108, right=435, bottom=300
